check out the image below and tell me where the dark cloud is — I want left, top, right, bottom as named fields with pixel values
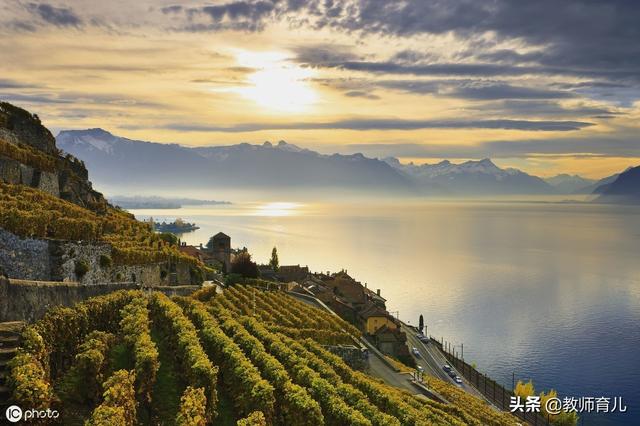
left=27, top=3, right=82, bottom=27
left=0, top=79, right=35, bottom=89
left=161, top=5, right=183, bottom=14
left=339, top=136, right=640, bottom=160
left=0, top=93, right=73, bottom=104
left=293, top=44, right=360, bottom=65
left=165, top=1, right=640, bottom=85
left=481, top=100, right=622, bottom=119
left=451, top=84, right=573, bottom=100
left=321, top=1, right=640, bottom=81
left=316, top=77, right=577, bottom=102
left=162, top=118, right=592, bottom=133
left=344, top=91, right=380, bottom=100
left=179, top=0, right=278, bottom=32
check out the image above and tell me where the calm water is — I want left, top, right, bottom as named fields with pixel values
left=134, top=200, right=640, bottom=425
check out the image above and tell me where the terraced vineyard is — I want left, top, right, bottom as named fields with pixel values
left=8, top=286, right=519, bottom=425
left=0, top=182, right=201, bottom=267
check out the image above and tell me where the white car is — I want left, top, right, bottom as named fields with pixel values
left=412, top=347, right=421, bottom=358
left=454, top=376, right=463, bottom=385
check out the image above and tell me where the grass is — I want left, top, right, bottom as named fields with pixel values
left=215, top=384, right=237, bottom=426
left=149, top=327, right=185, bottom=425
left=385, top=355, right=414, bottom=373
left=108, top=341, right=135, bottom=372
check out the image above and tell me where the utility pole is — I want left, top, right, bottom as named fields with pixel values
left=461, top=343, right=464, bottom=360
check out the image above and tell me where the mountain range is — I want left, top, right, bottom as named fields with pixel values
left=56, top=128, right=637, bottom=200
left=594, top=166, right=640, bottom=203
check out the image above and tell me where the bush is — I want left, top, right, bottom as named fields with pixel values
left=99, top=254, right=112, bottom=268
left=237, top=411, right=267, bottom=426
left=225, top=273, right=243, bottom=287
left=230, top=251, right=259, bottom=278
left=149, top=293, right=218, bottom=421
left=75, top=259, right=90, bottom=278
left=176, top=386, right=207, bottom=426
left=86, top=370, right=137, bottom=426
left=58, top=331, right=115, bottom=404
left=159, top=232, right=178, bottom=246
left=119, top=298, right=159, bottom=403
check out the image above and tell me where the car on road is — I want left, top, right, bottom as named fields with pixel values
left=417, top=334, right=429, bottom=342
left=412, top=347, right=421, bottom=358
left=442, top=364, right=452, bottom=373
left=454, top=376, right=463, bottom=385
left=417, top=366, right=424, bottom=372
left=448, top=370, right=457, bottom=379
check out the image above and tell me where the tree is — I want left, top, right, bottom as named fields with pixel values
left=514, top=380, right=535, bottom=398
left=269, top=247, right=279, bottom=271
left=230, top=251, right=259, bottom=278
left=418, top=314, right=424, bottom=333
left=159, top=232, right=178, bottom=246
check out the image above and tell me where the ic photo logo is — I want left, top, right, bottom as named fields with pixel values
left=5, top=405, right=60, bottom=423
left=5, top=405, right=22, bottom=423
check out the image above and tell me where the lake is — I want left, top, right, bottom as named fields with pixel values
left=133, top=200, right=640, bottom=425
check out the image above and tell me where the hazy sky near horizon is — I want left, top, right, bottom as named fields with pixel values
left=1, top=0, right=640, bottom=178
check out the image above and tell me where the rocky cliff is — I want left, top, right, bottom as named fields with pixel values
left=0, top=102, right=106, bottom=210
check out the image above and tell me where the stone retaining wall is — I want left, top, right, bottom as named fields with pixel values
left=0, top=277, right=201, bottom=322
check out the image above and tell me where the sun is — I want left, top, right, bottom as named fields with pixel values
left=231, top=50, right=318, bottom=113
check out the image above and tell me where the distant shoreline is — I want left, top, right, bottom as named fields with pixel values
left=110, top=195, right=231, bottom=210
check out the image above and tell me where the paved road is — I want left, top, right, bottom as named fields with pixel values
left=365, top=350, right=417, bottom=393
left=401, top=323, right=487, bottom=400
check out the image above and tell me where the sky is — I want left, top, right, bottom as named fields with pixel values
left=1, top=0, right=640, bottom=178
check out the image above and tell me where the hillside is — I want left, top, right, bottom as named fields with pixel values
left=7, top=285, right=520, bottom=425
left=0, top=102, right=204, bottom=285
left=594, top=165, right=640, bottom=203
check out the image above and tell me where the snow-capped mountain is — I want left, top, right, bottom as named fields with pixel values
left=384, top=158, right=554, bottom=195
left=544, top=174, right=596, bottom=194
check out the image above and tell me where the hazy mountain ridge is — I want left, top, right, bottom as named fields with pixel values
left=594, top=166, right=640, bottom=203
left=57, top=128, right=635, bottom=198
left=384, top=157, right=554, bottom=195
left=57, top=129, right=414, bottom=193
left=544, top=174, right=596, bottom=194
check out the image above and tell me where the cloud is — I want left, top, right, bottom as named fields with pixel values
left=27, top=3, right=82, bottom=27
left=339, top=136, right=640, bottom=160
left=344, top=91, right=380, bottom=100
left=451, top=83, right=573, bottom=100
left=161, top=118, right=593, bottom=133
left=0, top=79, right=34, bottom=89
left=480, top=100, right=622, bottom=118
left=0, top=93, right=73, bottom=104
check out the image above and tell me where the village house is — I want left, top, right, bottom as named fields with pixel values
left=277, top=264, right=310, bottom=283
left=205, top=232, right=232, bottom=272
left=372, top=325, right=412, bottom=360
left=360, top=304, right=398, bottom=335
left=177, top=242, right=205, bottom=263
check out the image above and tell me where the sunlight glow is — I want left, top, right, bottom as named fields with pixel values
left=231, top=50, right=318, bottom=113
left=252, top=202, right=301, bottom=217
